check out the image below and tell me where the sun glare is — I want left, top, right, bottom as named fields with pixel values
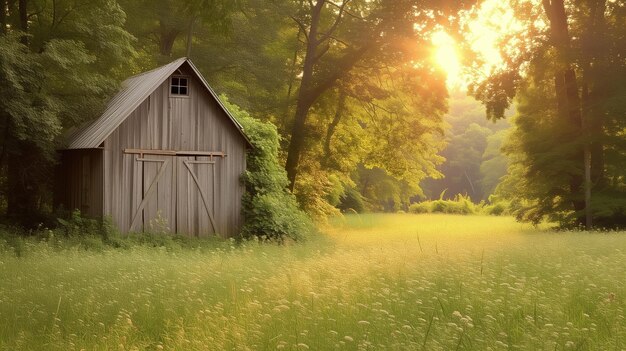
left=430, top=0, right=528, bottom=91
left=431, top=30, right=463, bottom=89
left=466, top=0, right=526, bottom=75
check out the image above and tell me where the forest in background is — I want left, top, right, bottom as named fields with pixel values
left=0, top=0, right=624, bottom=231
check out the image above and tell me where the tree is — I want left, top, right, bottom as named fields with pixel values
left=420, top=91, right=510, bottom=202
left=221, top=98, right=313, bottom=241
left=0, top=0, right=135, bottom=222
left=469, top=0, right=626, bottom=228
left=282, top=0, right=471, bottom=191
left=479, top=129, right=509, bottom=198
left=119, top=0, right=234, bottom=61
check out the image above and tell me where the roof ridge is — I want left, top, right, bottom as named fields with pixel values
left=124, top=57, right=188, bottom=81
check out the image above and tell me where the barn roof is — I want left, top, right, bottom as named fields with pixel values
left=65, top=58, right=252, bottom=149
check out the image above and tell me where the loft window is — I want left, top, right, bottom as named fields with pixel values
left=170, top=76, right=189, bottom=96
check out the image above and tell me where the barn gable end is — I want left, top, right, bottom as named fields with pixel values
left=57, top=58, right=249, bottom=238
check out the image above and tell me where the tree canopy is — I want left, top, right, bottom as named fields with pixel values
left=468, top=0, right=626, bottom=228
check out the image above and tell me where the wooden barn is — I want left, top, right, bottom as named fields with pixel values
left=56, top=58, right=252, bottom=237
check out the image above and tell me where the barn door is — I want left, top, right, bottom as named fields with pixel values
left=129, top=155, right=175, bottom=233
left=176, top=156, right=217, bottom=236
left=125, top=150, right=221, bottom=236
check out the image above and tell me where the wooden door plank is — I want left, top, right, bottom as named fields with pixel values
left=129, top=159, right=170, bottom=232
left=182, top=159, right=218, bottom=234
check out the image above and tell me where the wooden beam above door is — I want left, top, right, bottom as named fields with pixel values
left=123, top=149, right=227, bottom=157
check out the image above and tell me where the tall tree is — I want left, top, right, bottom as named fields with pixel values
left=470, top=0, right=626, bottom=228
left=119, top=0, right=234, bottom=62
left=0, top=0, right=135, bottom=222
left=283, top=0, right=469, bottom=191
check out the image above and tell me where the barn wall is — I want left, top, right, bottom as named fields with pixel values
left=55, top=149, right=104, bottom=218
left=103, top=66, right=247, bottom=237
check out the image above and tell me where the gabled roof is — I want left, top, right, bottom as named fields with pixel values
left=65, top=57, right=252, bottom=149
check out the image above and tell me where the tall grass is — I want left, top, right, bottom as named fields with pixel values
left=1, top=214, right=625, bottom=350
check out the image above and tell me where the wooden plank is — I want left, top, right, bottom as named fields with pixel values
left=176, top=157, right=189, bottom=236
left=143, top=156, right=158, bottom=231
left=138, top=154, right=175, bottom=234
left=124, top=149, right=226, bottom=157
left=129, top=159, right=170, bottom=232
left=125, top=149, right=176, bottom=156
left=129, top=153, right=141, bottom=232
left=183, top=158, right=217, bottom=234
left=197, top=157, right=210, bottom=236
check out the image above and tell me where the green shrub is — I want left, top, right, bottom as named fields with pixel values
left=484, top=202, right=507, bottom=216
left=222, top=97, right=314, bottom=242
left=430, top=199, right=447, bottom=213
left=1, top=231, right=26, bottom=257
left=56, top=209, right=101, bottom=237
left=338, top=187, right=366, bottom=213
left=409, top=195, right=488, bottom=216
left=408, top=202, right=430, bottom=214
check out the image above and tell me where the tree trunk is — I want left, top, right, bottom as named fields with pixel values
left=18, top=0, right=27, bottom=44
left=0, top=0, right=7, bottom=34
left=159, top=22, right=180, bottom=57
left=324, top=89, right=347, bottom=161
left=586, top=0, right=607, bottom=188
left=282, top=29, right=302, bottom=133
left=285, top=96, right=315, bottom=190
left=185, top=17, right=195, bottom=57
left=285, top=1, right=324, bottom=191
left=284, top=0, right=374, bottom=190
left=543, top=0, right=586, bottom=223
left=6, top=141, right=47, bottom=224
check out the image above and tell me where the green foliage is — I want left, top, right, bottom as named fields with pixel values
left=0, top=33, right=59, bottom=155
left=479, top=130, right=510, bottom=197
left=354, top=166, right=420, bottom=212
left=0, top=0, right=136, bottom=221
left=409, top=194, right=479, bottom=215
left=119, top=0, right=235, bottom=60
left=57, top=210, right=102, bottom=237
left=221, top=98, right=313, bottom=241
left=407, top=202, right=430, bottom=214
left=337, top=186, right=366, bottom=213
left=408, top=194, right=510, bottom=216
left=421, top=90, right=511, bottom=202
left=467, top=1, right=626, bottom=228
left=482, top=195, right=512, bottom=216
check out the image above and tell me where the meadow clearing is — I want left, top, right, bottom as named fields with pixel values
left=0, top=214, right=625, bottom=350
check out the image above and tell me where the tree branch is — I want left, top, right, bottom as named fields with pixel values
left=313, top=43, right=330, bottom=63
left=541, top=0, right=553, bottom=22
left=310, top=43, right=372, bottom=99
left=289, top=15, right=309, bottom=42
left=318, top=0, right=350, bottom=43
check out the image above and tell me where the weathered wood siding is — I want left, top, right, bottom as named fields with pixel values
left=55, top=149, right=104, bottom=218
left=103, top=66, right=246, bottom=237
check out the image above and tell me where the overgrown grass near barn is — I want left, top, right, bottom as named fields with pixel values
left=1, top=214, right=625, bottom=350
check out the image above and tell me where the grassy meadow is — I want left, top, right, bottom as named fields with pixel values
left=1, top=214, right=625, bottom=350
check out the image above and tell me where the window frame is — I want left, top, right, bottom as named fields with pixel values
left=169, top=75, right=191, bottom=98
